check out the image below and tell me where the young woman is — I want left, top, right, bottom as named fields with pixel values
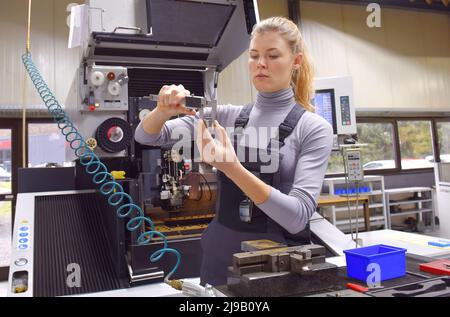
left=135, top=17, right=333, bottom=286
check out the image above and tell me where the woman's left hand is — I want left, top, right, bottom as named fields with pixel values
left=196, top=119, right=240, bottom=175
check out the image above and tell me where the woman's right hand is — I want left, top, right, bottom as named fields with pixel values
left=156, top=84, right=197, bottom=118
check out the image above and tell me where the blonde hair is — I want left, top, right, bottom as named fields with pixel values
left=251, top=17, right=315, bottom=112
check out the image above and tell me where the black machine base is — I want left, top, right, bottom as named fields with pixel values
left=33, top=192, right=128, bottom=296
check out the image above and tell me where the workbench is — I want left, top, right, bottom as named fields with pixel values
left=22, top=230, right=450, bottom=297
left=318, top=195, right=371, bottom=231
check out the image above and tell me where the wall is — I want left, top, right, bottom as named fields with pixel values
left=300, top=1, right=450, bottom=110
left=0, top=0, right=82, bottom=108
left=1, top=1, right=449, bottom=111
left=218, top=1, right=450, bottom=110
left=216, top=0, right=290, bottom=106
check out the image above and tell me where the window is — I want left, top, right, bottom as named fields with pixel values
left=326, top=122, right=396, bottom=175
left=28, top=123, right=68, bottom=167
left=0, top=129, right=12, bottom=268
left=398, top=120, right=434, bottom=169
left=357, top=122, right=396, bottom=171
left=437, top=121, right=450, bottom=162
left=326, top=117, right=448, bottom=176
left=326, top=151, right=345, bottom=174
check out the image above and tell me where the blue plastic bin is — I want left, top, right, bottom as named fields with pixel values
left=343, top=244, right=407, bottom=282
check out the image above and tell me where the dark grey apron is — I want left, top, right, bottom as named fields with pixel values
left=200, top=103, right=309, bottom=286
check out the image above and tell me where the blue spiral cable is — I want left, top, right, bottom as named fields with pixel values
left=21, top=53, right=181, bottom=282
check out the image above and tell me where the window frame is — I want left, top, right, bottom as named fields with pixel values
left=326, top=116, right=450, bottom=178
left=0, top=118, right=23, bottom=281
left=27, top=120, right=68, bottom=168
left=0, top=117, right=53, bottom=281
left=434, top=118, right=450, bottom=162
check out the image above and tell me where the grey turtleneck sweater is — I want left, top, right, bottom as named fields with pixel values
left=134, top=88, right=333, bottom=234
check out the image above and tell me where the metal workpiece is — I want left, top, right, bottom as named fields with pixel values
left=241, top=240, right=286, bottom=252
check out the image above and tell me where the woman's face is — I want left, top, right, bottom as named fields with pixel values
left=249, top=31, right=302, bottom=93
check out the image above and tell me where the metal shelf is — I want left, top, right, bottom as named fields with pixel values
left=335, top=217, right=385, bottom=231
left=388, top=199, right=433, bottom=206
left=389, top=209, right=433, bottom=217
left=385, top=187, right=432, bottom=194
left=322, top=175, right=387, bottom=231
left=384, top=186, right=435, bottom=231
left=331, top=205, right=369, bottom=212
left=335, top=216, right=385, bottom=224
left=325, top=175, right=383, bottom=183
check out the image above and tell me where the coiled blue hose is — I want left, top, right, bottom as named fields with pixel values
left=21, top=53, right=181, bottom=282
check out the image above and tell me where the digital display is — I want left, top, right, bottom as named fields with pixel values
left=312, top=89, right=337, bottom=134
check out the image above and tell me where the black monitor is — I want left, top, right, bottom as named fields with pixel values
left=312, top=89, right=337, bottom=135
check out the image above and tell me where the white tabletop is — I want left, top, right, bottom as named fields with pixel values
left=384, top=187, right=432, bottom=194
left=347, top=229, right=450, bottom=258
left=72, top=277, right=201, bottom=297
left=4, top=230, right=449, bottom=297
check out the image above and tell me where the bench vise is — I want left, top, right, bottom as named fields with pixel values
left=225, top=240, right=340, bottom=297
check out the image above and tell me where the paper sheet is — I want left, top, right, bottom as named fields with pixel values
left=68, top=4, right=87, bottom=49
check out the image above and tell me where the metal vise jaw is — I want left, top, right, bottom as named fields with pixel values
left=231, top=242, right=330, bottom=276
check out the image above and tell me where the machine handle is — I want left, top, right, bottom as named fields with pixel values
left=346, top=283, right=368, bottom=293
left=112, top=26, right=153, bottom=37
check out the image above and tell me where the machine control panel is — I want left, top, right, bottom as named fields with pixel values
left=345, top=149, right=364, bottom=182
left=16, top=221, right=31, bottom=251
left=9, top=218, right=32, bottom=295
left=80, top=65, right=129, bottom=112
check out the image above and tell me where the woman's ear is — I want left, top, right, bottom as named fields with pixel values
left=293, top=52, right=303, bottom=70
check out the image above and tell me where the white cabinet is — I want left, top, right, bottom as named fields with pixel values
left=384, top=187, right=435, bottom=232
left=436, top=185, right=450, bottom=238
left=322, top=175, right=387, bottom=232
left=435, top=162, right=450, bottom=238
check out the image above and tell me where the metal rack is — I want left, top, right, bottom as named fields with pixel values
left=384, top=187, right=435, bottom=232
left=322, top=175, right=387, bottom=232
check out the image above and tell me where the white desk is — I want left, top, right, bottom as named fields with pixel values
left=311, top=211, right=450, bottom=258
left=5, top=230, right=450, bottom=297
left=346, top=229, right=450, bottom=259
left=72, top=277, right=201, bottom=297
left=71, top=229, right=450, bottom=297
